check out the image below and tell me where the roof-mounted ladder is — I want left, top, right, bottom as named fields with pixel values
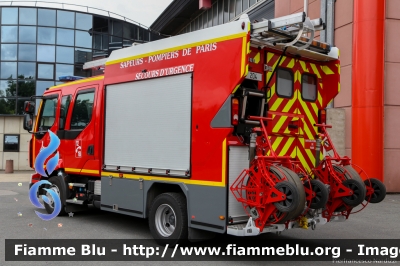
left=250, top=12, right=338, bottom=61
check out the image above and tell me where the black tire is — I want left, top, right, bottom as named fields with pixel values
left=44, top=175, right=67, bottom=216
left=273, top=181, right=300, bottom=213
left=273, top=166, right=306, bottom=220
left=149, top=193, right=188, bottom=246
left=364, top=178, right=386, bottom=203
left=309, top=179, right=329, bottom=209
left=341, top=179, right=366, bottom=207
left=343, top=165, right=365, bottom=188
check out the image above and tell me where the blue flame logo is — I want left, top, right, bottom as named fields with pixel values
left=34, top=130, right=60, bottom=177
left=29, top=130, right=61, bottom=221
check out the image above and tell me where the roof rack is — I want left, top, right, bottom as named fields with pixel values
left=250, top=12, right=338, bottom=61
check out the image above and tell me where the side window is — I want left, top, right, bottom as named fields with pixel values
left=70, top=91, right=94, bottom=130
left=59, top=95, right=71, bottom=130
left=37, top=96, right=58, bottom=131
left=301, top=74, right=317, bottom=102
left=276, top=68, right=294, bottom=98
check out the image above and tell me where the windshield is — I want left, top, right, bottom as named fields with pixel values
left=37, top=96, right=58, bottom=132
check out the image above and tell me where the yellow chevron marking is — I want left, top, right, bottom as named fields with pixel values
left=232, top=84, right=241, bottom=93
left=336, top=63, right=340, bottom=74
left=281, top=137, right=295, bottom=156
left=299, top=61, right=308, bottom=72
left=297, top=149, right=311, bottom=172
left=310, top=63, right=321, bottom=78
left=267, top=52, right=274, bottom=63
left=272, top=136, right=283, bottom=151
left=338, top=82, right=341, bottom=93
left=273, top=96, right=297, bottom=132
left=322, top=65, right=334, bottom=75
left=247, top=42, right=250, bottom=54
left=290, top=148, right=296, bottom=158
left=287, top=59, right=295, bottom=68
left=254, top=52, right=260, bottom=64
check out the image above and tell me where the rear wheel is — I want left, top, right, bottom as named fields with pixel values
left=273, top=181, right=299, bottom=213
left=364, top=178, right=386, bottom=203
left=341, top=179, right=366, bottom=207
left=273, top=166, right=306, bottom=220
left=44, top=176, right=67, bottom=216
left=309, top=179, right=329, bottom=209
left=149, top=193, right=188, bottom=246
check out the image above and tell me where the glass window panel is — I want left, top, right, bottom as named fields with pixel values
left=0, top=98, right=16, bottom=114
left=110, top=20, right=123, bottom=37
left=137, top=27, right=143, bottom=41
left=56, top=64, right=73, bottom=80
left=37, top=45, right=55, bottom=62
left=224, top=0, right=229, bottom=23
left=18, top=62, right=36, bottom=79
left=213, top=3, right=218, bottom=26
left=197, top=17, right=201, bottom=30
left=38, top=64, right=54, bottom=79
left=208, top=9, right=212, bottom=27
left=36, top=80, right=54, bottom=96
left=75, top=30, right=92, bottom=48
left=37, top=96, right=58, bottom=130
left=218, top=0, right=223, bottom=24
left=123, top=23, right=136, bottom=40
left=17, top=80, right=35, bottom=97
left=56, top=46, right=74, bottom=64
left=74, top=65, right=91, bottom=77
left=1, top=62, right=17, bottom=79
left=17, top=98, right=31, bottom=115
left=38, top=9, right=56, bottom=26
left=301, top=74, right=317, bottom=101
left=1, top=44, right=17, bottom=60
left=57, top=10, right=74, bottom=28
left=2, top=8, right=18, bottom=24
left=243, top=0, right=249, bottom=11
left=75, top=48, right=92, bottom=63
left=76, top=13, right=92, bottom=31
left=249, top=0, right=256, bottom=6
left=236, top=0, right=242, bottom=15
left=18, top=44, right=36, bottom=61
left=38, top=27, right=55, bottom=44
left=276, top=68, right=294, bottom=98
left=203, top=13, right=208, bottom=29
left=70, top=92, right=95, bottom=130
left=19, top=26, right=37, bottom=43
left=1, top=79, right=16, bottom=97
left=59, top=95, right=71, bottom=129
left=230, top=0, right=236, bottom=20
left=93, top=16, right=108, bottom=33
left=57, top=28, right=74, bottom=46
left=19, top=8, right=37, bottom=25
left=1, top=26, right=18, bottom=42
left=93, top=33, right=108, bottom=51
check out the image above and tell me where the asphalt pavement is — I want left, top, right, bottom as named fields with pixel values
left=1, top=171, right=399, bottom=266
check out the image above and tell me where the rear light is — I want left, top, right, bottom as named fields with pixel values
left=232, top=98, right=239, bottom=125
left=318, top=109, right=327, bottom=132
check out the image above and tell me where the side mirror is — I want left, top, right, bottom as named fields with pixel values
left=23, top=113, right=33, bottom=132
left=24, top=101, right=35, bottom=114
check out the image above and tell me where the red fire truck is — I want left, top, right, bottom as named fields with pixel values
left=23, top=12, right=385, bottom=245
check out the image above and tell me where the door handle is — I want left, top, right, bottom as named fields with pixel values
left=87, top=145, right=94, bottom=155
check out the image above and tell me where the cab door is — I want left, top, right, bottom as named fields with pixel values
left=265, top=51, right=301, bottom=159
left=59, top=85, right=98, bottom=175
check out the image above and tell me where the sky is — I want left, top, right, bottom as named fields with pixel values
left=8, top=0, right=174, bottom=27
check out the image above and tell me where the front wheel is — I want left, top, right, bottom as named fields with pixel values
left=149, top=193, right=188, bottom=246
left=43, top=176, right=67, bottom=216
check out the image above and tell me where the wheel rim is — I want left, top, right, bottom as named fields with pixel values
left=312, top=184, right=323, bottom=205
left=155, top=204, right=176, bottom=237
left=371, top=182, right=381, bottom=200
left=276, top=185, right=294, bottom=208
left=45, top=185, right=60, bottom=208
left=346, top=182, right=361, bottom=202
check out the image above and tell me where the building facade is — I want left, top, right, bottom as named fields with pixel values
left=0, top=3, right=161, bottom=170
left=152, top=0, right=399, bottom=192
